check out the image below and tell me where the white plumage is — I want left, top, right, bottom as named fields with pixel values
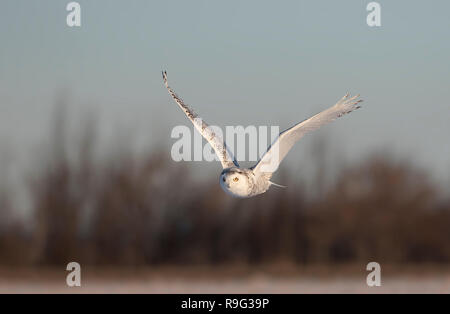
left=163, top=71, right=362, bottom=198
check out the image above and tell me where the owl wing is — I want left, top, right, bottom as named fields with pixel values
left=163, top=71, right=238, bottom=169
left=252, top=93, right=362, bottom=177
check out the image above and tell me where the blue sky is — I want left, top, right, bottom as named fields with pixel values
left=1, top=0, right=449, bottom=185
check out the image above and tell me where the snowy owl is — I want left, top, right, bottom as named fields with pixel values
left=163, top=71, right=362, bottom=198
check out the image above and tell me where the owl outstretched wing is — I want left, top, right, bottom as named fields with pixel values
left=252, top=93, right=362, bottom=177
left=163, top=71, right=238, bottom=169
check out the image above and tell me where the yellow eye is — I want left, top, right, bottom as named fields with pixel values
left=233, top=177, right=239, bottom=182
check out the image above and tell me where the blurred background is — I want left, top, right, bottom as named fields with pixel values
left=0, top=0, right=450, bottom=293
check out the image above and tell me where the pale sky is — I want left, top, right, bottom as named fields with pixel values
left=1, top=0, right=449, bottom=186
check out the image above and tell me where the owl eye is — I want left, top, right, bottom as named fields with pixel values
left=233, top=177, right=239, bottom=182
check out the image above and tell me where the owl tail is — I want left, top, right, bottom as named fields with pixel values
left=270, top=181, right=287, bottom=188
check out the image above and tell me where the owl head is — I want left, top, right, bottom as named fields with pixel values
left=219, top=168, right=252, bottom=198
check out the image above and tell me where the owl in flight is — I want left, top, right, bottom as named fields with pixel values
left=163, top=71, right=362, bottom=198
